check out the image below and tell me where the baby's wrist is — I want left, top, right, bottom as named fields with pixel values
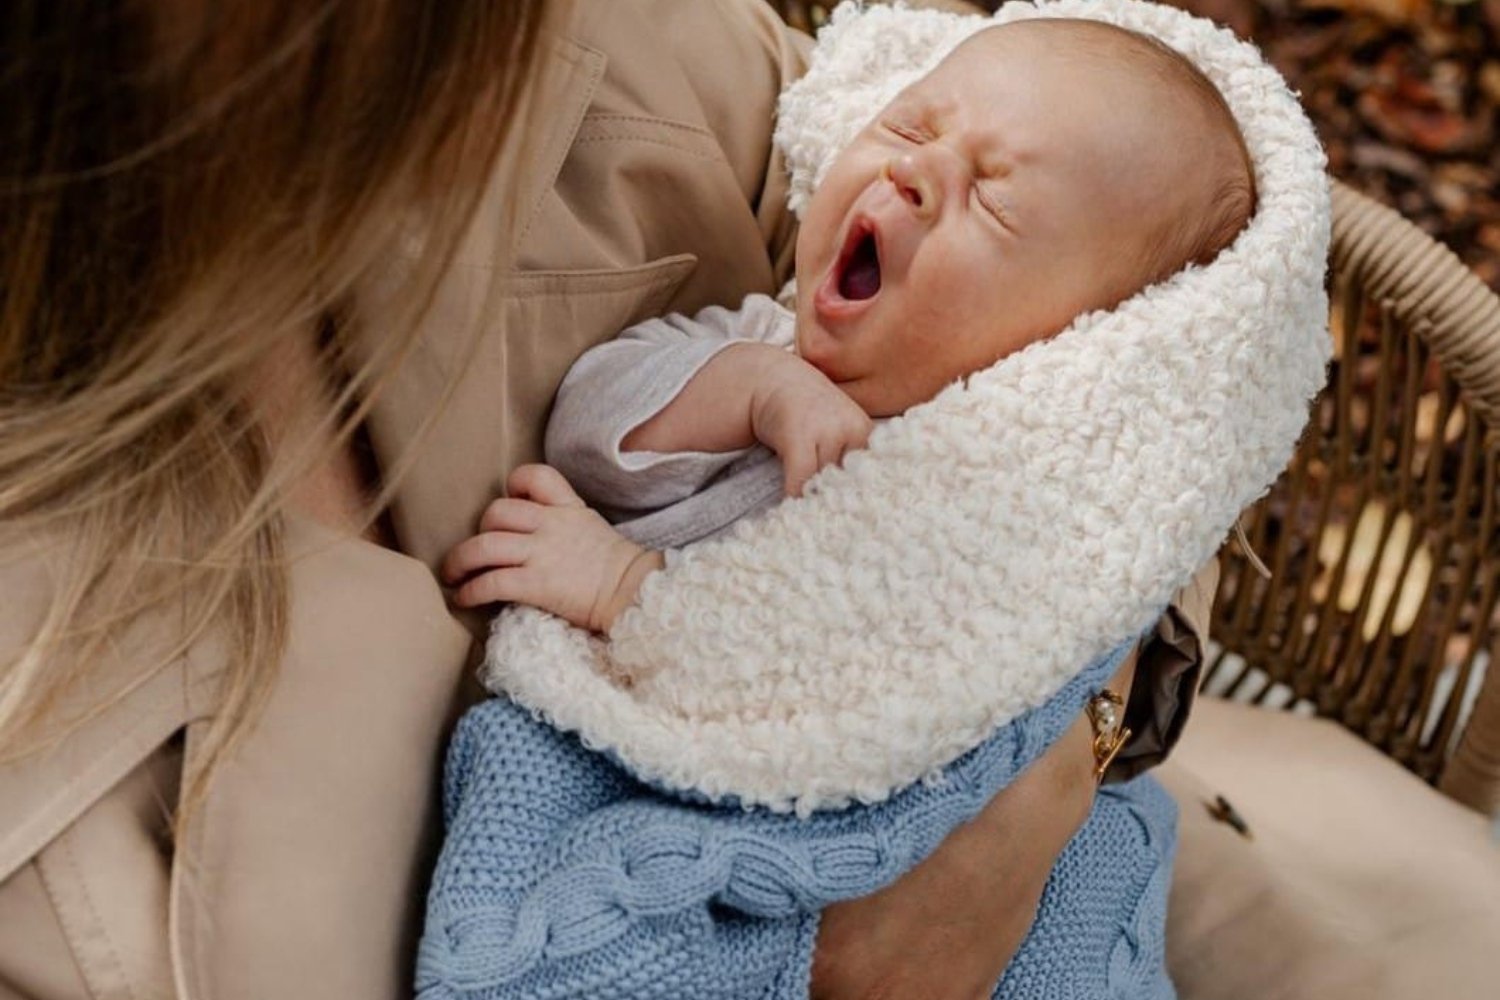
left=595, top=547, right=665, bottom=634
left=747, top=350, right=822, bottom=441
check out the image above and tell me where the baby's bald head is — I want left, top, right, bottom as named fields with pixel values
left=1085, top=21, right=1255, bottom=284
left=959, top=19, right=1255, bottom=300
left=1010, top=19, right=1255, bottom=288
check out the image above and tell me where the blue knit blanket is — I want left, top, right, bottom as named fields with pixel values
left=417, top=641, right=1177, bottom=999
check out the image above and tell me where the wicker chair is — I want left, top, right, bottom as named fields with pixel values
left=1207, top=179, right=1500, bottom=817
left=1160, top=181, right=1500, bottom=1000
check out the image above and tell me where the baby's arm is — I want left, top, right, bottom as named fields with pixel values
left=620, top=340, right=787, bottom=454
left=442, top=464, right=663, bottom=633
left=545, top=299, right=782, bottom=513
left=622, top=340, right=870, bottom=498
left=548, top=294, right=873, bottom=502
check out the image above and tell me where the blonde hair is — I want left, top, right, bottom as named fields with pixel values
left=1, top=0, right=556, bottom=820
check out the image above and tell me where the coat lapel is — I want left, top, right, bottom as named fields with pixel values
left=0, top=545, right=211, bottom=885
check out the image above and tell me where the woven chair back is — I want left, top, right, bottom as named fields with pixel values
left=1210, top=181, right=1500, bottom=815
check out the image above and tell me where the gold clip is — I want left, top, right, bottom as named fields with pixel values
left=1086, top=689, right=1132, bottom=783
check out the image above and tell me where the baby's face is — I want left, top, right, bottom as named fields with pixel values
left=794, top=23, right=1189, bottom=417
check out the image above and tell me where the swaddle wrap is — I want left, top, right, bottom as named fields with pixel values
left=483, top=0, right=1331, bottom=815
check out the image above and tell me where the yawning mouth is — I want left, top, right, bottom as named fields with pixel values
left=836, top=222, right=882, bottom=301
left=814, top=217, right=884, bottom=328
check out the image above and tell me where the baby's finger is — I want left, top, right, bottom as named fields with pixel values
left=846, top=416, right=873, bottom=450
left=812, top=437, right=842, bottom=480
left=833, top=429, right=864, bottom=466
left=782, top=447, right=815, bottom=498
left=507, top=464, right=585, bottom=508
left=478, top=496, right=543, bottom=534
left=453, top=566, right=535, bottom=609
left=441, top=531, right=532, bottom=584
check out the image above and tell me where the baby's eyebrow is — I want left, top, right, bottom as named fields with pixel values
left=883, top=93, right=927, bottom=119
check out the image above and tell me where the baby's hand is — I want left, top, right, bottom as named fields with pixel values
left=442, top=465, right=662, bottom=633
left=750, top=355, right=874, bottom=497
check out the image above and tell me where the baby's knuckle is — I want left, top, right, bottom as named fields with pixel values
left=457, top=576, right=490, bottom=607
left=479, top=533, right=508, bottom=561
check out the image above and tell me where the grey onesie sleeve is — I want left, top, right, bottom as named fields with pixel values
left=544, top=293, right=794, bottom=520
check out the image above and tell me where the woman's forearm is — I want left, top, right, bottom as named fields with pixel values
left=810, top=648, right=1140, bottom=1000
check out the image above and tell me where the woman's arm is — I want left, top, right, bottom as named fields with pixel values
left=811, top=649, right=1137, bottom=1000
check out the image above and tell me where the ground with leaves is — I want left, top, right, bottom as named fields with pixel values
left=1088, top=0, right=1500, bottom=290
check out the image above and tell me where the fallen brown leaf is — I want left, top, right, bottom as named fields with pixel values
left=1303, top=0, right=1430, bottom=27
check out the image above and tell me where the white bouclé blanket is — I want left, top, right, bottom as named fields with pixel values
left=483, top=0, right=1332, bottom=816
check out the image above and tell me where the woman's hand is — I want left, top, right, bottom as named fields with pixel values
left=441, top=464, right=663, bottom=633
left=810, top=648, right=1139, bottom=1000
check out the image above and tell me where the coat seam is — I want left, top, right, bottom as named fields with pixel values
left=35, top=835, right=136, bottom=1000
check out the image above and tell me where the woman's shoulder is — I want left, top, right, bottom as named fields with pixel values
left=0, top=520, right=477, bottom=998
left=0, top=536, right=194, bottom=883
left=561, top=0, right=811, bottom=223
left=0, top=538, right=195, bottom=998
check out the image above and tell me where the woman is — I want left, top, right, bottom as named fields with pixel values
left=0, top=0, right=1213, bottom=996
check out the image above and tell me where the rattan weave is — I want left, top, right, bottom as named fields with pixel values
left=1212, top=181, right=1500, bottom=815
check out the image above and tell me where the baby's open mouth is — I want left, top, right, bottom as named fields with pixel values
left=814, top=217, right=884, bottom=327
left=837, top=225, right=881, bottom=301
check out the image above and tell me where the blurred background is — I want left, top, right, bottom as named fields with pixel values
left=776, top=0, right=1500, bottom=291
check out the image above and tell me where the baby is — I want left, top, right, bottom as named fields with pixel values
left=441, top=18, right=1256, bottom=639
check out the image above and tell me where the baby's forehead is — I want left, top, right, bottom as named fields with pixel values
left=922, top=20, right=1236, bottom=155
left=935, top=19, right=1189, bottom=95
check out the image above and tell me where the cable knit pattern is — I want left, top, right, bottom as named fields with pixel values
left=484, top=0, right=1332, bottom=815
left=419, top=643, right=1177, bottom=998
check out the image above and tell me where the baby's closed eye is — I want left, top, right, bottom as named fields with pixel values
left=883, top=118, right=933, bottom=144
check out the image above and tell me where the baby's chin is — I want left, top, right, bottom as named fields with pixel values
left=842, top=379, right=909, bottom=420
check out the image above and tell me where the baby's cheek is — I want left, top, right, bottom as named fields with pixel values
left=791, top=218, right=824, bottom=288
left=909, top=266, right=993, bottom=342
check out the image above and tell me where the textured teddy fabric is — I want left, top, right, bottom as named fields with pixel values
left=422, top=344, right=1182, bottom=996
left=483, top=0, right=1331, bottom=816
left=545, top=292, right=1201, bottom=780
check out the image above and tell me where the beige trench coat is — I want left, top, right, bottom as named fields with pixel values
left=0, top=2, right=1213, bottom=996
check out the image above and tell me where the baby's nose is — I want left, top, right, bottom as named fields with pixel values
left=884, top=155, right=938, bottom=218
